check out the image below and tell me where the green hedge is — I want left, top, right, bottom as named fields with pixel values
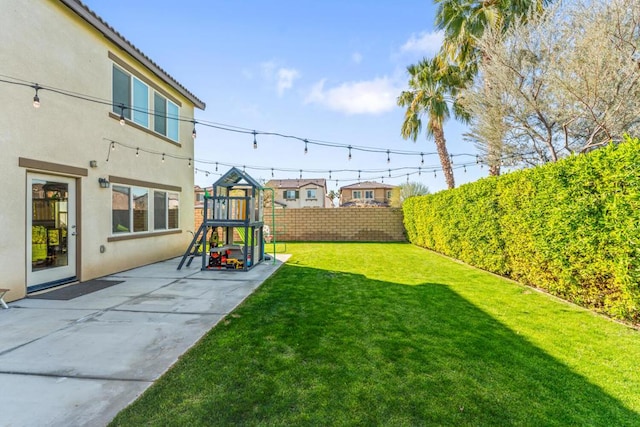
left=403, top=136, right=640, bottom=323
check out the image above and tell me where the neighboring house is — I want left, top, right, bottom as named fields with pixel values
left=339, top=181, right=397, bottom=207
left=1, top=0, right=205, bottom=301
left=194, top=185, right=212, bottom=208
left=265, top=179, right=331, bottom=208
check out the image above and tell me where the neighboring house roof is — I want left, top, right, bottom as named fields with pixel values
left=59, top=0, right=206, bottom=110
left=340, top=181, right=396, bottom=190
left=265, top=179, right=327, bottom=189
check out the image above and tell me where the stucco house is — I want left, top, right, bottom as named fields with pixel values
left=265, top=179, right=331, bottom=208
left=339, top=181, right=396, bottom=207
left=0, top=0, right=205, bottom=301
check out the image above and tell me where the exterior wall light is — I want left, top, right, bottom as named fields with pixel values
left=98, top=178, right=110, bottom=188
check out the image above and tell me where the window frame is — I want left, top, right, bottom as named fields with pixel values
left=352, top=190, right=362, bottom=199
left=306, top=188, right=317, bottom=199
left=284, top=190, right=298, bottom=200
left=112, top=63, right=180, bottom=143
left=364, top=190, right=374, bottom=200
left=112, top=184, right=180, bottom=235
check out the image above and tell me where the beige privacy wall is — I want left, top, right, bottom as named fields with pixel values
left=195, top=208, right=406, bottom=242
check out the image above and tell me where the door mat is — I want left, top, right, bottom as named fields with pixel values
left=28, top=280, right=124, bottom=300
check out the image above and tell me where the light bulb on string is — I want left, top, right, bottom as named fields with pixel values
left=119, top=105, right=126, bottom=126
left=192, top=121, right=197, bottom=139
left=358, top=170, right=361, bottom=181
left=386, top=150, right=391, bottom=164
left=271, top=168, right=274, bottom=178
left=215, top=162, right=218, bottom=172
left=329, top=170, right=332, bottom=180
left=243, top=165, right=246, bottom=173
left=135, top=147, right=139, bottom=157
left=304, top=139, right=308, bottom=155
left=299, top=169, right=302, bottom=179
left=421, top=153, right=424, bottom=166
left=335, top=179, right=339, bottom=187
left=111, top=141, right=115, bottom=151
left=418, top=167, right=421, bottom=176
left=450, top=153, right=454, bottom=165
left=32, top=84, right=41, bottom=108
left=162, top=153, right=165, bottom=163
left=252, top=131, right=257, bottom=149
left=188, top=158, right=192, bottom=168
left=205, top=171, right=209, bottom=177
left=433, top=170, right=437, bottom=178
left=348, top=146, right=352, bottom=161
left=464, top=165, right=467, bottom=173
left=406, top=174, right=409, bottom=183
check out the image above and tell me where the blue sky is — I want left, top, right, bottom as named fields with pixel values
left=83, top=0, right=484, bottom=192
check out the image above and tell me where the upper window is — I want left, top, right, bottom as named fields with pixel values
left=365, top=190, right=374, bottom=199
left=284, top=190, right=298, bottom=200
left=387, top=190, right=392, bottom=199
left=353, top=190, right=362, bottom=199
left=306, top=188, right=317, bottom=199
left=112, top=65, right=179, bottom=142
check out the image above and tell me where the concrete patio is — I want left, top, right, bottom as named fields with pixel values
left=0, top=255, right=289, bottom=427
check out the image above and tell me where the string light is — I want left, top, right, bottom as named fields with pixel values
left=387, top=150, right=391, bottom=164
left=135, top=147, right=139, bottom=157
left=464, top=165, right=467, bottom=173
left=304, top=139, right=308, bottom=154
left=329, top=170, right=332, bottom=180
left=406, top=174, right=409, bottom=183
left=299, top=169, right=302, bottom=179
left=188, top=158, right=192, bottom=168
left=388, top=169, right=391, bottom=178
left=32, top=84, right=40, bottom=108
left=161, top=153, right=165, bottom=163
left=433, top=170, right=437, bottom=178
left=271, top=168, right=274, bottom=178
left=215, top=162, right=218, bottom=172
left=111, top=141, right=115, bottom=151
left=418, top=167, right=422, bottom=176
left=2, top=75, right=500, bottom=167
left=252, top=131, right=257, bottom=149
left=348, top=146, right=352, bottom=161
left=192, top=121, right=197, bottom=139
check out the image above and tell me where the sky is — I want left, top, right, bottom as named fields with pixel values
left=82, top=0, right=485, bottom=193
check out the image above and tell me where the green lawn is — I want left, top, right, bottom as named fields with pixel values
left=110, top=243, right=640, bottom=426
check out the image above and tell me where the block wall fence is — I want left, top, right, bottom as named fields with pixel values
left=194, top=207, right=406, bottom=242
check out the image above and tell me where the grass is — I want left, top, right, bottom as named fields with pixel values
left=110, top=243, right=640, bottom=426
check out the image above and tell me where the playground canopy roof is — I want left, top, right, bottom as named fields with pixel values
left=214, top=167, right=262, bottom=189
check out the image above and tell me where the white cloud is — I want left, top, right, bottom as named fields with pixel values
left=276, top=68, right=300, bottom=96
left=351, top=52, right=363, bottom=64
left=400, top=30, right=444, bottom=55
left=259, top=61, right=300, bottom=96
left=304, top=77, right=400, bottom=115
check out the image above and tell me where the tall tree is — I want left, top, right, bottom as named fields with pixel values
left=463, top=0, right=640, bottom=163
left=390, top=182, right=430, bottom=208
left=434, top=0, right=552, bottom=175
left=398, top=56, right=467, bottom=189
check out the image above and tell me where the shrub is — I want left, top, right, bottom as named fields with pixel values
left=403, top=136, right=640, bottom=323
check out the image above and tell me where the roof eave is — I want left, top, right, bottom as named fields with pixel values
left=59, top=0, right=206, bottom=110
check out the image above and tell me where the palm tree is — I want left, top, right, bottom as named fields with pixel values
left=434, top=0, right=552, bottom=176
left=397, top=55, right=467, bottom=189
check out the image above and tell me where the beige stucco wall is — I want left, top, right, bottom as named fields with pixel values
left=0, top=1, right=197, bottom=301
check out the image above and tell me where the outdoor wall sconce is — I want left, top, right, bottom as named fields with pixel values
left=98, top=178, right=110, bottom=188
left=89, top=160, right=98, bottom=168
